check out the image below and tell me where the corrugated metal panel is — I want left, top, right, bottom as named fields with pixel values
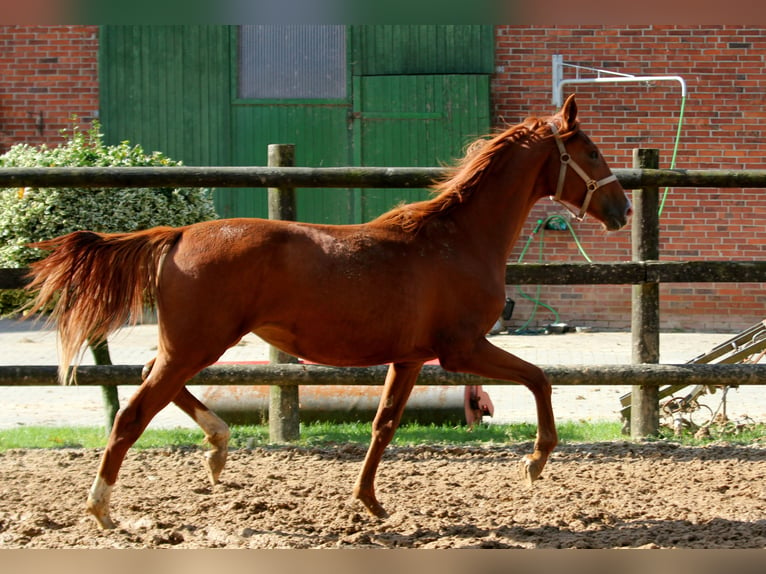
left=239, top=25, right=346, bottom=99
left=352, top=25, right=494, bottom=76
left=99, top=26, right=232, bottom=166
left=355, top=74, right=491, bottom=221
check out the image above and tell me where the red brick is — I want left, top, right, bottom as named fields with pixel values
left=0, top=25, right=98, bottom=155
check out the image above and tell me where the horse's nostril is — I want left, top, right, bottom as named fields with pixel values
left=625, top=203, right=634, bottom=218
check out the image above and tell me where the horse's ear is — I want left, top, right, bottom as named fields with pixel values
left=561, top=94, right=578, bottom=130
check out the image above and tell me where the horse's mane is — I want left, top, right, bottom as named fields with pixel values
left=372, top=115, right=579, bottom=233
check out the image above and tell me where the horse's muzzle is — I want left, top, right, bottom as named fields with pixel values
left=603, top=201, right=633, bottom=231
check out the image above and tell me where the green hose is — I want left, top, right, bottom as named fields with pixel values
left=658, top=94, right=686, bottom=217
left=512, top=215, right=592, bottom=333
left=513, top=220, right=560, bottom=332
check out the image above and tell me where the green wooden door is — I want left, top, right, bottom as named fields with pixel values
left=352, top=74, right=491, bottom=222
left=352, top=25, right=495, bottom=75
left=224, top=25, right=353, bottom=223
left=227, top=104, right=352, bottom=222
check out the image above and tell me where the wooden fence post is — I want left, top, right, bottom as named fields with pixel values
left=631, top=148, right=661, bottom=438
left=88, top=338, right=119, bottom=435
left=267, top=144, right=300, bottom=443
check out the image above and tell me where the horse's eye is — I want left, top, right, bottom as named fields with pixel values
left=589, top=150, right=600, bottom=160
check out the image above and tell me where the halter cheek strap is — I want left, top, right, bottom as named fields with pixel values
left=549, top=122, right=618, bottom=221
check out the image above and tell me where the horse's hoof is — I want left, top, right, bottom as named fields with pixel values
left=86, top=501, right=117, bottom=529
left=203, top=428, right=230, bottom=485
left=521, top=455, right=544, bottom=485
left=354, top=492, right=389, bottom=518
left=87, top=478, right=116, bottom=529
left=205, top=450, right=227, bottom=485
left=94, top=514, right=117, bottom=530
left=363, top=503, right=389, bottom=519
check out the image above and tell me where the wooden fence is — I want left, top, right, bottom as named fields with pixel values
left=1, top=147, right=766, bottom=440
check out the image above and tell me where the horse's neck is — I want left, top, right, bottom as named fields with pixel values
left=451, top=146, right=549, bottom=263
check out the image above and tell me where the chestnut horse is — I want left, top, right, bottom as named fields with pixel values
left=25, top=95, right=631, bottom=529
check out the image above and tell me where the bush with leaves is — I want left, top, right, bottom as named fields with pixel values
left=0, top=122, right=218, bottom=316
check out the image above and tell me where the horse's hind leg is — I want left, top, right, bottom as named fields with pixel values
left=86, top=358, right=202, bottom=529
left=172, top=387, right=230, bottom=485
left=144, top=358, right=230, bottom=484
left=353, top=362, right=422, bottom=518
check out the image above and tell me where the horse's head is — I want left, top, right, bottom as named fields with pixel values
left=543, top=94, right=632, bottom=231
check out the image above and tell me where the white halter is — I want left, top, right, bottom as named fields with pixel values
left=549, top=122, right=618, bottom=221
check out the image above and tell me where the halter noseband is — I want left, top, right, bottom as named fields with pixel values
left=549, top=122, right=618, bottom=221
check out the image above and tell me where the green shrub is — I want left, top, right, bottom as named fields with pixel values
left=0, top=121, right=218, bottom=316
left=0, top=288, right=30, bottom=318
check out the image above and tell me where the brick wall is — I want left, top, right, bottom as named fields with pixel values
left=0, top=25, right=99, bottom=153
left=494, top=25, right=766, bottom=333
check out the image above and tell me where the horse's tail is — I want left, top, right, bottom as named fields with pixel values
left=25, top=227, right=183, bottom=384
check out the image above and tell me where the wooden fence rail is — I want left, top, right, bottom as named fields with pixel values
left=3, top=166, right=766, bottom=189
left=2, top=363, right=765, bottom=388
left=0, top=166, right=443, bottom=189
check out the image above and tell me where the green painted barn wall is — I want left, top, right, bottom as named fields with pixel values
left=227, top=103, right=352, bottom=223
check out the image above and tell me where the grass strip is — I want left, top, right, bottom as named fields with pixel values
left=1, top=420, right=764, bottom=451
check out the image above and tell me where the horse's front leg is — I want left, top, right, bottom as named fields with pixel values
left=87, top=358, right=198, bottom=529
left=440, top=338, right=557, bottom=483
left=353, top=361, right=422, bottom=517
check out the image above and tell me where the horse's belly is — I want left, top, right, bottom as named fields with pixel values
left=254, top=319, right=434, bottom=367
